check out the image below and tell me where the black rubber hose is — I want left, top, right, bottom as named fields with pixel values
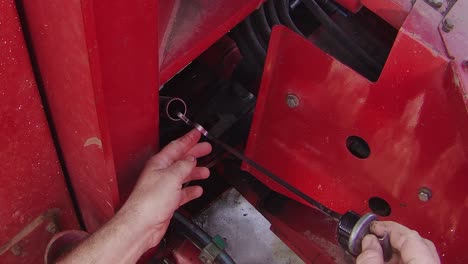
left=240, top=17, right=267, bottom=62
left=230, top=26, right=262, bottom=71
left=173, top=212, right=236, bottom=264
left=300, top=0, right=381, bottom=76
left=265, top=0, right=281, bottom=26
left=253, top=5, right=272, bottom=47
left=276, top=0, right=303, bottom=36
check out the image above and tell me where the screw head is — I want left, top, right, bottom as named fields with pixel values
left=418, top=187, right=432, bottom=202
left=428, top=0, right=443, bottom=8
left=443, top=18, right=454, bottom=32
left=286, top=94, right=299, bottom=108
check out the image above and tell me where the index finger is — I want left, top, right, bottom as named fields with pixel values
left=149, top=129, right=201, bottom=170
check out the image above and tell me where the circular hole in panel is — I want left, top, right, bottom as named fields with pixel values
left=346, top=136, right=371, bottom=159
left=368, top=197, right=391, bottom=217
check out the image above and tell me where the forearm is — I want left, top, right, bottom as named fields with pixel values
left=59, top=210, right=162, bottom=264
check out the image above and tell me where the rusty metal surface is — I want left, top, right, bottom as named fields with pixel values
left=243, top=1, right=468, bottom=261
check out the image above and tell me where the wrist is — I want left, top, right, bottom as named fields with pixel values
left=114, top=204, right=166, bottom=252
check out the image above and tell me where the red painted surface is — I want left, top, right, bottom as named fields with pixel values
left=20, top=0, right=120, bottom=232
left=440, top=0, right=468, bottom=115
left=21, top=0, right=160, bottom=230
left=87, top=0, right=159, bottom=201
left=244, top=2, right=468, bottom=262
left=159, top=0, right=263, bottom=84
left=0, top=1, right=79, bottom=262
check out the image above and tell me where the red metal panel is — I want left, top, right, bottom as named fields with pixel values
left=159, top=0, right=263, bottom=84
left=20, top=0, right=120, bottom=231
left=244, top=3, right=468, bottom=262
left=0, top=1, right=79, bottom=262
left=87, top=0, right=159, bottom=200
left=21, top=0, right=160, bottom=231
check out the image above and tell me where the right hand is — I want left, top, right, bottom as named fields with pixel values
left=356, top=221, right=440, bottom=264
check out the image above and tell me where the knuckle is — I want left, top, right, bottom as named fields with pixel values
left=408, top=230, right=421, bottom=238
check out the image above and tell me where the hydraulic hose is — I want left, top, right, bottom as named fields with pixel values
left=276, top=0, right=303, bottom=36
left=253, top=5, right=272, bottom=47
left=265, top=0, right=281, bottom=26
left=300, top=0, right=381, bottom=76
left=173, top=212, right=236, bottom=264
left=230, top=26, right=262, bottom=71
left=240, top=17, right=267, bottom=61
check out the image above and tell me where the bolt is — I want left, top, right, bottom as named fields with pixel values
left=286, top=94, right=299, bottom=108
left=46, top=222, right=58, bottom=234
left=442, top=18, right=454, bottom=32
left=427, top=0, right=443, bottom=8
left=11, top=244, right=22, bottom=256
left=418, top=187, right=432, bottom=202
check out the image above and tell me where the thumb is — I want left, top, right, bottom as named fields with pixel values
left=356, top=234, right=384, bottom=264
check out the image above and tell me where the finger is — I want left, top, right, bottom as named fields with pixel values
left=149, top=130, right=201, bottom=169
left=370, top=221, right=414, bottom=250
left=356, top=234, right=384, bottom=264
left=371, top=221, right=440, bottom=264
left=424, top=239, right=440, bottom=261
left=179, top=186, right=203, bottom=206
left=162, top=156, right=197, bottom=184
left=184, top=167, right=210, bottom=183
left=186, top=142, right=212, bottom=159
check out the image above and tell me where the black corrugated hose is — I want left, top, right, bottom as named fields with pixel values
left=231, top=0, right=381, bottom=79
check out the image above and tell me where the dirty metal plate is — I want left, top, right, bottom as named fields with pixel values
left=243, top=21, right=468, bottom=264
left=194, top=189, right=304, bottom=264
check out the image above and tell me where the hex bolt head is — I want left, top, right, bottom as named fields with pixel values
left=46, top=222, right=58, bottom=234
left=443, top=18, right=454, bottom=32
left=428, top=0, right=444, bottom=8
left=11, top=244, right=22, bottom=256
left=286, top=94, right=300, bottom=108
left=418, top=187, right=432, bottom=202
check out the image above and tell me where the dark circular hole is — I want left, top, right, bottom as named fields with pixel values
left=346, top=136, right=370, bottom=159
left=368, top=197, right=391, bottom=217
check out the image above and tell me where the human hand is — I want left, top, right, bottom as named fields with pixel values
left=356, top=221, right=440, bottom=264
left=117, top=129, right=212, bottom=250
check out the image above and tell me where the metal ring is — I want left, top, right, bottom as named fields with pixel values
left=348, top=213, right=378, bottom=255
left=165, top=98, right=187, bottom=121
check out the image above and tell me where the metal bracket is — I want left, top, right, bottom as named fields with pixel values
left=0, top=208, right=60, bottom=256
left=199, top=235, right=226, bottom=264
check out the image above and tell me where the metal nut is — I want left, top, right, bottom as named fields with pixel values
left=418, top=187, right=432, bottom=202
left=286, top=94, right=299, bottom=108
left=427, top=0, right=443, bottom=8
left=442, top=18, right=454, bottom=32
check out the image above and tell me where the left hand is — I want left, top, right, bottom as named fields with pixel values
left=117, top=129, right=212, bottom=250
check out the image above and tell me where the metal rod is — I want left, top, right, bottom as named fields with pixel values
left=176, top=112, right=342, bottom=220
